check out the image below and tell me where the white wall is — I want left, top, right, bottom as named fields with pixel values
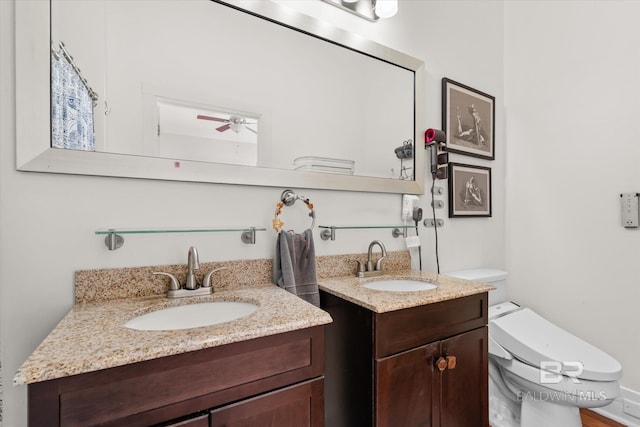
left=0, top=1, right=505, bottom=425
left=504, top=0, right=640, bottom=394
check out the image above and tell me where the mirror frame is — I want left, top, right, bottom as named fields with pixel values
left=15, top=0, right=425, bottom=194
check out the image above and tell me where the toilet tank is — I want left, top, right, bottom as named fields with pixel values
left=443, top=268, right=507, bottom=306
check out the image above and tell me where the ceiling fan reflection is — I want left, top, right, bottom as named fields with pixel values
left=196, top=114, right=257, bottom=134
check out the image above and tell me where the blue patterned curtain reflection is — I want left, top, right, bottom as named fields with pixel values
left=51, top=50, right=95, bottom=151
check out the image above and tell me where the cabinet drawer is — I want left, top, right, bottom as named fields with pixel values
left=160, top=413, right=209, bottom=427
left=210, top=378, right=324, bottom=427
left=374, top=293, right=487, bottom=357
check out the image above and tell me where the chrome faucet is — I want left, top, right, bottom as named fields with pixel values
left=153, top=246, right=226, bottom=298
left=185, top=246, right=200, bottom=290
left=367, top=240, right=387, bottom=272
left=355, top=240, right=387, bottom=278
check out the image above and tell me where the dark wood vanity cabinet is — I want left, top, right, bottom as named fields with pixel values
left=27, top=326, right=325, bottom=427
left=321, top=291, right=489, bottom=427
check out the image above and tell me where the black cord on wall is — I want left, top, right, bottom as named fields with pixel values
left=415, top=220, right=422, bottom=271
left=430, top=175, right=441, bottom=274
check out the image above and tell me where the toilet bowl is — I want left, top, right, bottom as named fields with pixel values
left=444, top=269, right=622, bottom=427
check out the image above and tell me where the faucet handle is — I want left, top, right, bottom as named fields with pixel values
left=153, top=272, right=181, bottom=291
left=202, top=267, right=227, bottom=289
left=352, top=260, right=365, bottom=274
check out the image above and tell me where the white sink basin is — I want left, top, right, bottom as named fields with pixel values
left=363, top=279, right=437, bottom=292
left=124, top=301, right=258, bottom=331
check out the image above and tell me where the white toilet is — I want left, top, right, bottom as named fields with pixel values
left=444, top=269, right=622, bottom=427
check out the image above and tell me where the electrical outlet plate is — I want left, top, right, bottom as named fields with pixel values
left=402, top=195, right=419, bottom=220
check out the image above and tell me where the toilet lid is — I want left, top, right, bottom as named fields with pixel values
left=490, top=308, right=622, bottom=382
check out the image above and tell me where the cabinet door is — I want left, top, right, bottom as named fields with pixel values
left=440, top=327, right=488, bottom=427
left=375, top=342, right=440, bottom=427
left=209, top=379, right=323, bottom=427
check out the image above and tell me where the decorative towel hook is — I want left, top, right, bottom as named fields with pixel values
left=273, top=189, right=316, bottom=232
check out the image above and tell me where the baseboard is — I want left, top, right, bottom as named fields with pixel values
left=593, top=387, right=640, bottom=427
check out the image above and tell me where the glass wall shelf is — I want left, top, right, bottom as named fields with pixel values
left=96, top=227, right=266, bottom=250
left=318, top=225, right=417, bottom=241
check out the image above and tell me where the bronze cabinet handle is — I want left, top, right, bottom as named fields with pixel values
left=446, top=355, right=457, bottom=370
left=436, top=357, right=448, bottom=372
left=436, top=355, right=457, bottom=372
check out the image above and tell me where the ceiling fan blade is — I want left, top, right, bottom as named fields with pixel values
left=216, top=124, right=231, bottom=132
left=244, top=125, right=257, bottom=134
left=197, top=114, right=228, bottom=123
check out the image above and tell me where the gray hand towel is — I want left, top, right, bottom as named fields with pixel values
left=273, top=228, right=320, bottom=307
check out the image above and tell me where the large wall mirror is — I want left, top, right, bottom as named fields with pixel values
left=16, top=0, right=425, bottom=194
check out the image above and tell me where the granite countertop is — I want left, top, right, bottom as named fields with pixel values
left=14, top=285, right=332, bottom=385
left=318, top=270, right=494, bottom=313
left=14, top=264, right=493, bottom=386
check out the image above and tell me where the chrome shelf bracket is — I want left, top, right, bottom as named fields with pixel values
left=241, top=227, right=257, bottom=244
left=320, top=226, right=336, bottom=241
left=105, top=230, right=124, bottom=251
left=391, top=227, right=408, bottom=238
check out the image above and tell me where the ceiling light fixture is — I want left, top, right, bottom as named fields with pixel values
left=321, top=0, right=398, bottom=22
left=374, top=0, right=398, bottom=18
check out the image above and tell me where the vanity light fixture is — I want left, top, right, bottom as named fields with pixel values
left=374, top=0, right=398, bottom=18
left=321, top=0, right=398, bottom=22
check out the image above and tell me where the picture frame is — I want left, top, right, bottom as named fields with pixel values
left=442, top=78, right=495, bottom=160
left=448, top=162, right=492, bottom=217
